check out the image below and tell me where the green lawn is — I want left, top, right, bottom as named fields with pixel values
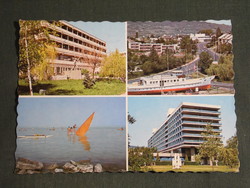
left=18, top=79, right=126, bottom=95
left=141, top=165, right=239, bottom=172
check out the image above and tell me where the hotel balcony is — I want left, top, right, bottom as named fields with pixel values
left=49, top=35, right=106, bottom=56
left=182, top=108, right=220, bottom=116
left=183, top=139, right=204, bottom=144
left=182, top=114, right=220, bottom=121
left=182, top=133, right=203, bottom=137
left=182, top=120, right=221, bottom=127
left=51, top=24, right=106, bottom=50
left=52, top=59, right=90, bottom=67
left=182, top=127, right=222, bottom=132
left=55, top=47, right=103, bottom=61
left=182, top=133, right=222, bottom=137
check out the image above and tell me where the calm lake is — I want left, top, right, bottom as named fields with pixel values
left=16, top=127, right=126, bottom=172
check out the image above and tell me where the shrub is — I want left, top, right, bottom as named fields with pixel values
left=155, top=161, right=172, bottom=165
left=184, top=161, right=200, bottom=165
left=82, top=73, right=95, bottom=89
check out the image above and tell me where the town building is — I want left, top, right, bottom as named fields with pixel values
left=190, top=33, right=212, bottom=43
left=43, top=21, right=107, bottom=79
left=148, top=102, right=222, bottom=162
left=218, top=33, right=232, bottom=45
left=128, top=41, right=178, bottom=55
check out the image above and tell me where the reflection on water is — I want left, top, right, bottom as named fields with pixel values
left=78, top=135, right=90, bottom=151
left=16, top=127, right=126, bottom=171
left=67, top=132, right=91, bottom=151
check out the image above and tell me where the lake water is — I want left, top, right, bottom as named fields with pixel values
left=16, top=127, right=126, bottom=171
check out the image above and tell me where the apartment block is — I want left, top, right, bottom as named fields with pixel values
left=218, top=33, right=233, bottom=45
left=42, top=21, right=107, bottom=79
left=148, top=102, right=222, bottom=161
left=128, top=41, right=178, bottom=54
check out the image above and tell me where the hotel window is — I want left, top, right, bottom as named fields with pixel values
left=57, top=32, right=61, bottom=38
left=57, top=43, right=62, bottom=48
left=62, top=34, right=67, bottom=40
left=63, top=44, right=68, bottom=50
left=62, top=25, right=67, bottom=30
left=68, top=27, right=72, bottom=32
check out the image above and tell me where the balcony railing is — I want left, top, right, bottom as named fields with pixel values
left=182, top=114, right=221, bottom=120
left=183, top=133, right=222, bottom=137
left=182, top=120, right=221, bottom=126
left=182, top=127, right=222, bottom=132
left=182, top=108, right=220, bottom=114
left=183, top=139, right=204, bottom=143
left=183, top=133, right=203, bottom=137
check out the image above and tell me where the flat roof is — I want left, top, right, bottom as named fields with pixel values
left=60, top=20, right=106, bottom=44
left=181, top=102, right=221, bottom=109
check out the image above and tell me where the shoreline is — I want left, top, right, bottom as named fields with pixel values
left=15, top=157, right=126, bottom=174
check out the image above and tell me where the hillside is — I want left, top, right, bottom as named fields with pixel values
left=127, top=21, right=231, bottom=37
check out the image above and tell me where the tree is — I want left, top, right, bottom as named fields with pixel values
left=180, top=36, right=197, bottom=55
left=128, top=113, right=136, bottom=147
left=128, top=147, right=156, bottom=171
left=219, top=135, right=239, bottom=168
left=135, top=31, right=139, bottom=38
left=128, top=114, right=136, bottom=124
left=198, top=124, right=223, bottom=166
left=198, top=29, right=213, bottom=36
left=31, top=45, right=56, bottom=81
left=156, top=153, right=160, bottom=162
left=82, top=72, right=95, bottom=89
left=84, top=50, right=102, bottom=79
left=225, top=135, right=238, bottom=149
left=100, top=49, right=126, bottom=82
left=81, top=68, right=90, bottom=75
left=141, top=61, right=156, bottom=75
left=148, top=47, right=159, bottom=63
left=198, top=51, right=213, bottom=74
left=216, top=27, right=222, bottom=38
left=218, top=43, right=232, bottom=54
left=206, top=55, right=234, bottom=81
left=19, top=20, right=56, bottom=95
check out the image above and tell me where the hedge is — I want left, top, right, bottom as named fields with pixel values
left=155, top=161, right=172, bottom=165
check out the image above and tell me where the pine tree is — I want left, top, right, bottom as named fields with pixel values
left=82, top=72, right=95, bottom=89
left=216, top=27, right=222, bottom=38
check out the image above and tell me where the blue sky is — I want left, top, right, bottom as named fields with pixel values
left=128, top=95, right=236, bottom=146
left=69, top=21, right=126, bottom=54
left=18, top=97, right=126, bottom=128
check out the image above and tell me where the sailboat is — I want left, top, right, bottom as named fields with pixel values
left=75, top=112, right=95, bottom=136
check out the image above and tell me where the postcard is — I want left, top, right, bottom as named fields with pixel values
left=16, top=19, right=238, bottom=174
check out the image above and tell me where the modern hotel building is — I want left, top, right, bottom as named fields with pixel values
left=42, top=21, right=107, bottom=79
left=148, top=102, right=222, bottom=161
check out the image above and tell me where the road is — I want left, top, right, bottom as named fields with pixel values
left=211, top=81, right=234, bottom=89
left=197, top=42, right=220, bottom=61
